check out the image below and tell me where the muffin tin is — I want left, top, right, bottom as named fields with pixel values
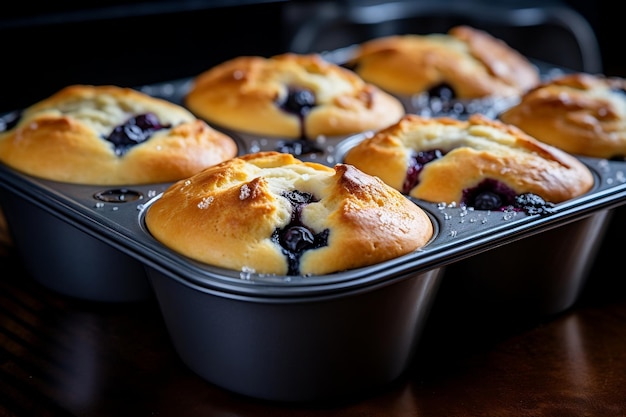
left=1, top=69, right=626, bottom=402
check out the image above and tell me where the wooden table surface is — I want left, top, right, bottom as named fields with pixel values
left=1, top=219, right=626, bottom=417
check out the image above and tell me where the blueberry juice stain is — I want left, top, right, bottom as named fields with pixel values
left=427, top=83, right=456, bottom=101
left=271, top=190, right=329, bottom=275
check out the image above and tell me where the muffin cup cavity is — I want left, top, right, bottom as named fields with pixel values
left=0, top=184, right=154, bottom=302
left=146, top=264, right=443, bottom=402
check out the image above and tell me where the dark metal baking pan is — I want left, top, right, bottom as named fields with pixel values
left=1, top=69, right=626, bottom=401
left=2, top=150, right=624, bottom=402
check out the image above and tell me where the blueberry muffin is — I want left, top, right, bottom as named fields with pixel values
left=343, top=114, right=594, bottom=212
left=145, top=151, right=433, bottom=276
left=0, top=84, right=238, bottom=185
left=184, top=53, right=405, bottom=139
left=499, top=72, right=626, bottom=159
left=346, top=26, right=541, bottom=117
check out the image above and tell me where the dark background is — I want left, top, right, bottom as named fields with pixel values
left=0, top=0, right=621, bottom=114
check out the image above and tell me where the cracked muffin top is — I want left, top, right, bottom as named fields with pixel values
left=343, top=114, right=593, bottom=213
left=0, top=84, right=238, bottom=185
left=184, top=53, right=405, bottom=140
left=347, top=25, right=540, bottom=99
left=145, top=151, right=433, bottom=276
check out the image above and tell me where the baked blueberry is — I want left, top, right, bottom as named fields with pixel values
left=276, top=88, right=325, bottom=154
left=427, top=83, right=456, bottom=100
left=277, top=87, right=317, bottom=139
left=272, top=190, right=329, bottom=275
left=105, top=112, right=171, bottom=156
left=402, top=149, right=444, bottom=194
left=281, top=87, right=316, bottom=116
left=462, top=178, right=555, bottom=214
left=462, top=179, right=516, bottom=210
